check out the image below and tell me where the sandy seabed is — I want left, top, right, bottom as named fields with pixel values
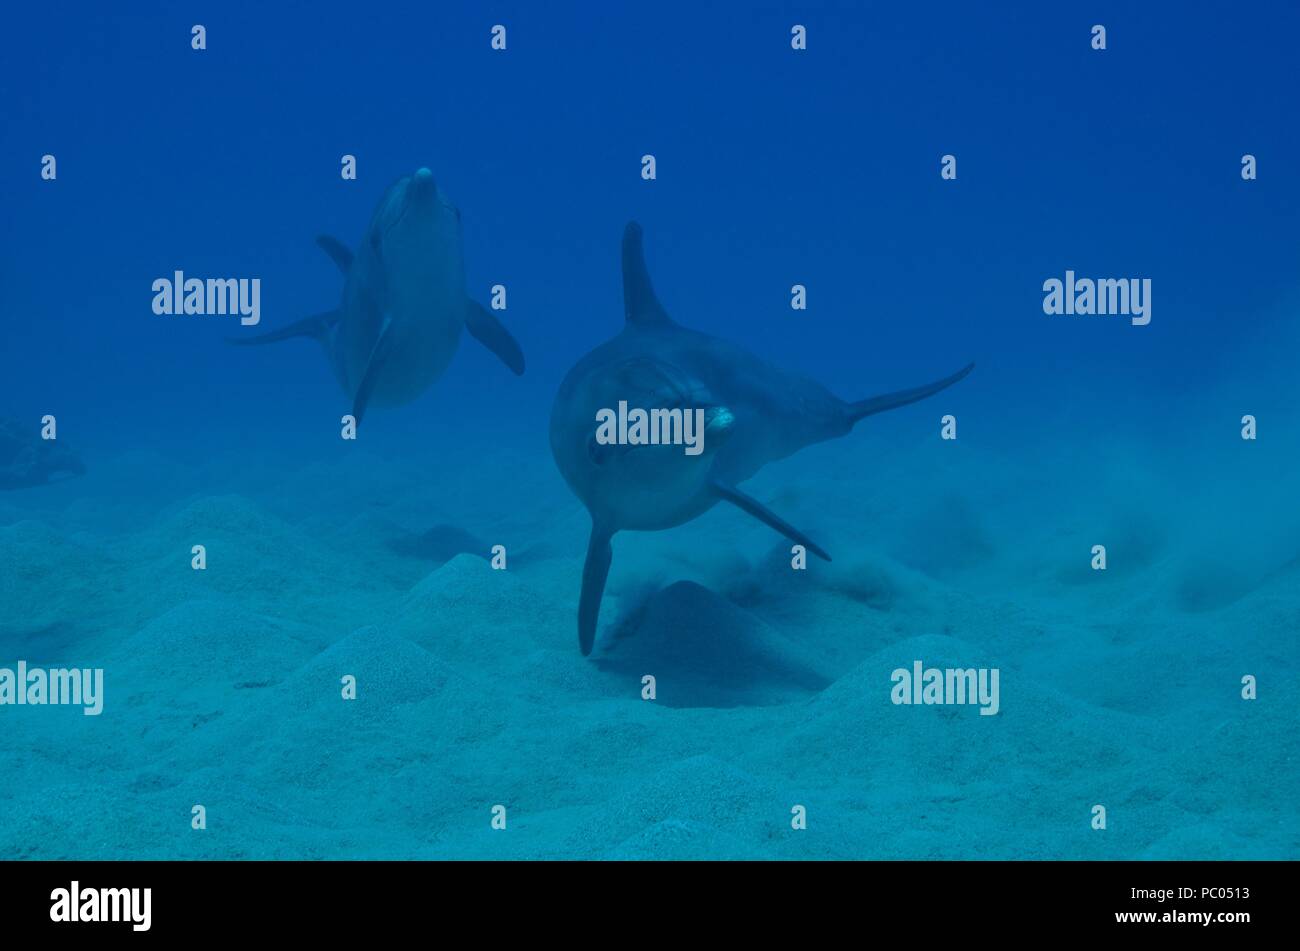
left=1, top=430, right=1296, bottom=860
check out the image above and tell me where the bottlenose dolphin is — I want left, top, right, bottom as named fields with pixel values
left=550, top=223, right=973, bottom=655
left=0, top=418, right=86, bottom=490
left=233, top=168, right=524, bottom=422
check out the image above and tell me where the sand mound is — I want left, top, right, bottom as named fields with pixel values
left=387, top=524, right=488, bottom=565
left=393, top=554, right=568, bottom=658
left=0, top=519, right=112, bottom=643
left=111, top=600, right=326, bottom=687
left=596, top=580, right=829, bottom=707
left=280, top=627, right=465, bottom=711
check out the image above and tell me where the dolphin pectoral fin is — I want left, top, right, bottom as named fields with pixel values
left=227, top=309, right=339, bottom=346
left=579, top=524, right=614, bottom=656
left=316, top=235, right=354, bottom=275
left=711, top=482, right=831, bottom=561
left=849, top=362, right=974, bottom=424
left=466, top=301, right=525, bottom=375
left=350, top=315, right=395, bottom=426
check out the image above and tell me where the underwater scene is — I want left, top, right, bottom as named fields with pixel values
left=1, top=2, right=1297, bottom=860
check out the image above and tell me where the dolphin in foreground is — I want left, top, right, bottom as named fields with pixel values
left=232, top=168, right=524, bottom=423
left=550, top=223, right=973, bottom=655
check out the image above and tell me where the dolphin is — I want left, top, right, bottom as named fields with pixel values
left=550, top=223, right=974, bottom=655
left=232, top=168, right=524, bottom=423
left=0, top=418, right=86, bottom=490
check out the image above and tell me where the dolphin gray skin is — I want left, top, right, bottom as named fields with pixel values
left=0, top=418, right=86, bottom=490
left=550, top=223, right=974, bottom=655
left=232, top=168, right=524, bottom=423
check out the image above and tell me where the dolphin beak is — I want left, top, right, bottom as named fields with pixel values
left=408, top=167, right=437, bottom=203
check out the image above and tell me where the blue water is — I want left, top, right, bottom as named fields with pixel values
left=1, top=1, right=1296, bottom=859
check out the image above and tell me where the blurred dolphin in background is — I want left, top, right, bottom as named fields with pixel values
left=232, top=167, right=524, bottom=424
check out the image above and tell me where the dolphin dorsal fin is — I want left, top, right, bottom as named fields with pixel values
left=622, top=222, right=674, bottom=328
left=316, top=235, right=354, bottom=275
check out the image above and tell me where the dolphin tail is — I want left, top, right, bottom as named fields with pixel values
left=578, top=523, right=614, bottom=656
left=227, top=309, right=340, bottom=346
left=848, top=362, right=974, bottom=424
left=711, top=481, right=831, bottom=561
left=466, top=301, right=525, bottom=375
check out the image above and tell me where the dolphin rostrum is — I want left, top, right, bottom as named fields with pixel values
left=233, top=168, right=524, bottom=423
left=550, top=223, right=973, bottom=655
